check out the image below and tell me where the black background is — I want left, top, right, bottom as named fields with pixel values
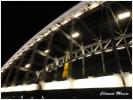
left=1, top=1, right=79, bottom=66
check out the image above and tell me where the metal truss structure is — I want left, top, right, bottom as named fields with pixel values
left=1, top=1, right=132, bottom=95
left=1, top=1, right=105, bottom=73
left=46, top=33, right=132, bottom=72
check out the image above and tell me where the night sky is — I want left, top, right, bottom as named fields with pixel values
left=1, top=1, right=79, bottom=66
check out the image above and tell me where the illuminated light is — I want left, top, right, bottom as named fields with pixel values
left=18, top=52, right=23, bottom=56
left=25, top=63, right=30, bottom=68
left=86, top=54, right=92, bottom=57
left=2, top=74, right=131, bottom=92
left=8, top=62, right=12, bottom=65
left=89, top=3, right=98, bottom=9
left=38, top=50, right=47, bottom=56
left=43, top=30, right=51, bottom=37
left=72, top=59, right=76, bottom=62
left=73, top=12, right=82, bottom=18
left=51, top=25, right=60, bottom=31
left=78, top=57, right=84, bottom=60
left=94, top=51, right=102, bottom=55
left=36, top=38, right=42, bottom=42
left=105, top=49, right=112, bottom=53
left=41, top=74, right=130, bottom=90
left=29, top=43, right=34, bottom=47
left=45, top=67, right=49, bottom=71
left=73, top=74, right=123, bottom=89
left=117, top=46, right=125, bottom=50
left=1, top=84, right=38, bottom=92
left=44, top=49, right=50, bottom=54
left=61, top=20, right=69, bottom=25
left=71, top=32, right=79, bottom=38
left=130, top=45, right=132, bottom=47
left=118, top=11, right=131, bottom=20
left=44, top=80, right=71, bottom=90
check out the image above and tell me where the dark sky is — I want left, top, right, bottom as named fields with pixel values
left=1, top=1, right=79, bottom=66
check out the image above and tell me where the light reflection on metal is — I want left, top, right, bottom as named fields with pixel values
left=105, top=49, right=112, bottom=53
left=51, top=25, right=60, bottom=31
left=73, top=12, right=82, bottom=18
left=117, top=46, right=125, bottom=50
left=118, top=11, right=131, bottom=20
left=43, top=30, right=51, bottom=37
left=95, top=51, right=102, bottom=55
left=61, top=20, right=69, bottom=25
left=78, top=57, right=84, bottom=60
left=71, top=32, right=80, bottom=38
left=86, top=54, right=92, bottom=57
left=89, top=2, right=99, bottom=9
left=44, top=49, right=50, bottom=54
left=25, top=63, right=30, bottom=68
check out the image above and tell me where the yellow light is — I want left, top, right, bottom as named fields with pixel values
left=25, top=63, right=30, bottom=68
left=71, top=32, right=79, bottom=38
left=118, top=11, right=131, bottom=20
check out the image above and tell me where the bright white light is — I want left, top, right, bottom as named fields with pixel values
left=43, top=30, right=51, bottom=37
left=105, top=49, right=112, bottom=53
left=1, top=84, right=38, bottom=92
left=95, top=51, right=102, bottom=55
left=44, top=49, right=50, bottom=54
left=36, top=38, right=42, bottom=42
left=78, top=57, right=84, bottom=60
left=51, top=25, right=60, bottom=31
left=25, top=63, right=30, bottom=68
left=44, top=80, right=71, bottom=90
left=89, top=3, right=98, bottom=9
left=118, top=11, right=131, bottom=20
left=8, top=62, right=12, bottom=65
left=117, top=46, right=125, bottom=50
left=45, top=67, right=49, bottom=71
left=71, top=32, right=79, bottom=38
left=86, top=54, right=92, bottom=57
left=61, top=20, right=69, bottom=25
left=73, top=74, right=123, bottom=89
left=73, top=12, right=82, bottom=18
left=41, top=74, right=130, bottom=90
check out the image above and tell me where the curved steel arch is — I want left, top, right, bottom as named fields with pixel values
left=1, top=1, right=105, bottom=73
